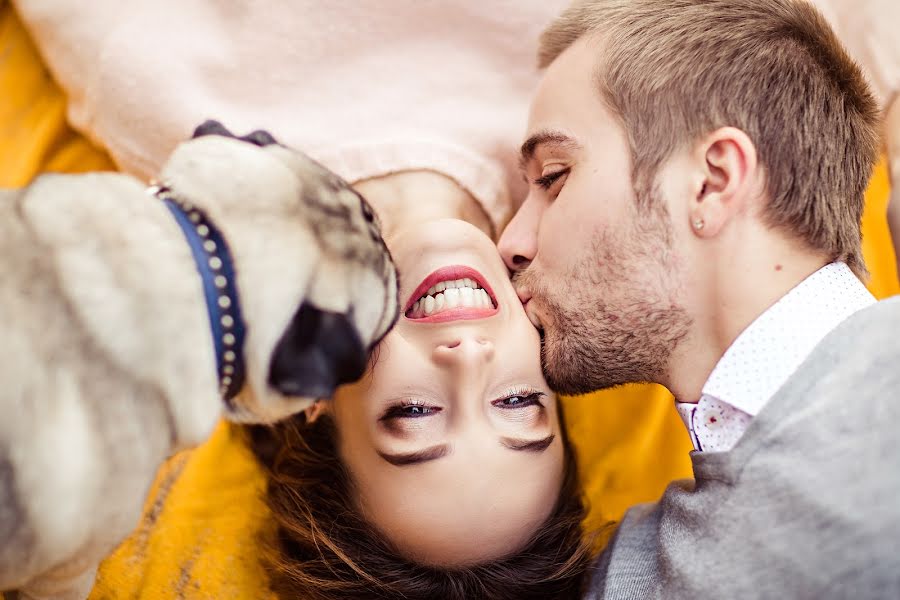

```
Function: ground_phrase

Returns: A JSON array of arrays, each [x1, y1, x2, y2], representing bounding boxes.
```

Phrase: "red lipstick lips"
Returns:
[[404, 265, 499, 323]]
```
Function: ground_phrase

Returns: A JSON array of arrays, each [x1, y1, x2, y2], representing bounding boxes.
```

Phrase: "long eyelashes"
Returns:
[[380, 400, 440, 420], [491, 391, 546, 409], [534, 169, 569, 190], [381, 389, 546, 421]]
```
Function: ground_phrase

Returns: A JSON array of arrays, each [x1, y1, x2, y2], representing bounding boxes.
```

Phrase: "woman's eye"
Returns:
[[382, 403, 440, 420], [492, 392, 546, 409]]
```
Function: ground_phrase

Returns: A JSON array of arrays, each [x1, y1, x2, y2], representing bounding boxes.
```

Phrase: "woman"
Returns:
[[248, 170, 591, 598]]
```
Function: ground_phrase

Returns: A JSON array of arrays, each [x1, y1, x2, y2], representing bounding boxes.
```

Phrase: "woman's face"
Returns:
[[332, 218, 564, 567]]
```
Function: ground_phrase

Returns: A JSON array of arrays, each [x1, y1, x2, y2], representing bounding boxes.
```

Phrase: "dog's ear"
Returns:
[[191, 119, 237, 139], [240, 129, 279, 147], [267, 302, 368, 400], [191, 121, 280, 147]]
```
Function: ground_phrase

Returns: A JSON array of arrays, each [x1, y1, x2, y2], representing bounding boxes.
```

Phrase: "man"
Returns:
[[499, 0, 900, 597]]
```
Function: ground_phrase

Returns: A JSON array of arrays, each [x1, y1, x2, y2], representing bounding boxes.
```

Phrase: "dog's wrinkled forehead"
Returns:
[[191, 120, 388, 266]]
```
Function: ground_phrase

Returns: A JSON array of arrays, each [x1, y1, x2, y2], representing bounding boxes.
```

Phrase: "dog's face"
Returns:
[[158, 121, 399, 423]]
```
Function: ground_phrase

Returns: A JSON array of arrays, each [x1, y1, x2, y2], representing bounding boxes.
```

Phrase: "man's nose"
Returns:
[[498, 196, 541, 272], [432, 337, 495, 369]]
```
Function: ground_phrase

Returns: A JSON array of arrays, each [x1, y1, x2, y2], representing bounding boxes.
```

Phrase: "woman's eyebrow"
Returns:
[[377, 444, 451, 467], [500, 434, 556, 453]]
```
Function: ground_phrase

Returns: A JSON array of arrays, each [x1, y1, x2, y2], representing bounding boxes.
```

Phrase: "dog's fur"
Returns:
[[0, 124, 398, 599]]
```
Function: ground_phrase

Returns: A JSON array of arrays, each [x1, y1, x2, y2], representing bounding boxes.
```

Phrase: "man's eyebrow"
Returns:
[[518, 131, 580, 172], [377, 444, 451, 467], [500, 434, 556, 453]]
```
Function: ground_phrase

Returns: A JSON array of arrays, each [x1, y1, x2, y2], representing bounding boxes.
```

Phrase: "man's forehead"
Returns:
[[521, 37, 613, 168], [534, 35, 601, 101]]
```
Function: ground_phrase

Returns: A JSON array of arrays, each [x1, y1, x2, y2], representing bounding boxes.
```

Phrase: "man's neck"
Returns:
[[666, 242, 829, 403]]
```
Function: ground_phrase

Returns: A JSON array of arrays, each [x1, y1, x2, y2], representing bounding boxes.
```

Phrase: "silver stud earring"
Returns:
[[693, 218, 705, 231]]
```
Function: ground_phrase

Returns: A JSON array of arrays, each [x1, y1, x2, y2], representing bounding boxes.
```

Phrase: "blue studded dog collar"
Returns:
[[149, 183, 247, 402]]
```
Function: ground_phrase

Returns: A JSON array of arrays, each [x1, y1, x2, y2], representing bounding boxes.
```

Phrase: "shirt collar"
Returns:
[[697, 262, 875, 416]]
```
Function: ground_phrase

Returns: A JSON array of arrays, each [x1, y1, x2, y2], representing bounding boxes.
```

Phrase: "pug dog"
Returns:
[[0, 121, 398, 599]]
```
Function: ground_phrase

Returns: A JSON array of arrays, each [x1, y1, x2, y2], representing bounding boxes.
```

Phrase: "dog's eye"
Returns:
[[359, 199, 375, 223]]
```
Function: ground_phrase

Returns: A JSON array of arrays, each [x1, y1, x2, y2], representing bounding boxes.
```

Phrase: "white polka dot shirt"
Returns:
[[676, 262, 876, 453]]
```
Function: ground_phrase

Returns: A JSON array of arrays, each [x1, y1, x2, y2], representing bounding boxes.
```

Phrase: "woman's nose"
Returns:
[[432, 336, 495, 367]]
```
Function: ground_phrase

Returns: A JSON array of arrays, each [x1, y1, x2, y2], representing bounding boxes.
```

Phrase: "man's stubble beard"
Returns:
[[518, 197, 692, 396]]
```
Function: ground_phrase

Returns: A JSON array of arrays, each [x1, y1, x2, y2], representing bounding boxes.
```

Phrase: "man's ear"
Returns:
[[267, 302, 368, 400], [690, 126, 759, 238]]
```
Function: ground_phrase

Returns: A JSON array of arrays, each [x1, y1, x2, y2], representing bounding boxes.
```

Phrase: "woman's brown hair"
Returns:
[[247, 402, 594, 600]]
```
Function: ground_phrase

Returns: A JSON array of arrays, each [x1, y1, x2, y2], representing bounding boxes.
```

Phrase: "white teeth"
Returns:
[[408, 277, 497, 318], [444, 287, 460, 308]]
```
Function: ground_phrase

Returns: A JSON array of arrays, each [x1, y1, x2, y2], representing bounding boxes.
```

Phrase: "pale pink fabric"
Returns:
[[16, 0, 897, 233], [14, 0, 569, 233]]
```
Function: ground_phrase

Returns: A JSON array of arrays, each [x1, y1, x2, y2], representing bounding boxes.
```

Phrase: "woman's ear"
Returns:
[[303, 399, 330, 424], [690, 126, 759, 238]]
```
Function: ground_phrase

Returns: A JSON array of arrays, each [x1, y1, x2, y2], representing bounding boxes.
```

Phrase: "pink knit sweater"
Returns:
[[15, 0, 898, 233], [15, 0, 569, 232]]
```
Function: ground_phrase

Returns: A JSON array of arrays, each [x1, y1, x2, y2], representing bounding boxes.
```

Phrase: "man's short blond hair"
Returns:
[[540, 0, 880, 275]]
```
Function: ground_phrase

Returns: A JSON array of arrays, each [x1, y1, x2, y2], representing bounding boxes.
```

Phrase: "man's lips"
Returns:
[[524, 299, 544, 331], [515, 288, 532, 305], [404, 265, 499, 323], [512, 286, 542, 329]]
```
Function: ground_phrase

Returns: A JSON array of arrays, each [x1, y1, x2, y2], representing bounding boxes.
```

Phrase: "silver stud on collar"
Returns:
[[150, 182, 243, 398]]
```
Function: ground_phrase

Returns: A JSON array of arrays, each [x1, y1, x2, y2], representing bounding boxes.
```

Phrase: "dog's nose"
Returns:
[[267, 303, 367, 400]]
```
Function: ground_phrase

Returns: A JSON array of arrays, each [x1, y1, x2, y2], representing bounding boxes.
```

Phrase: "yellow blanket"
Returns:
[[2, 2, 897, 597]]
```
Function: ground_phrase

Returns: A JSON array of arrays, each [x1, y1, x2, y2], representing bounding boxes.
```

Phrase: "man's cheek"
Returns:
[[537, 211, 572, 270]]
